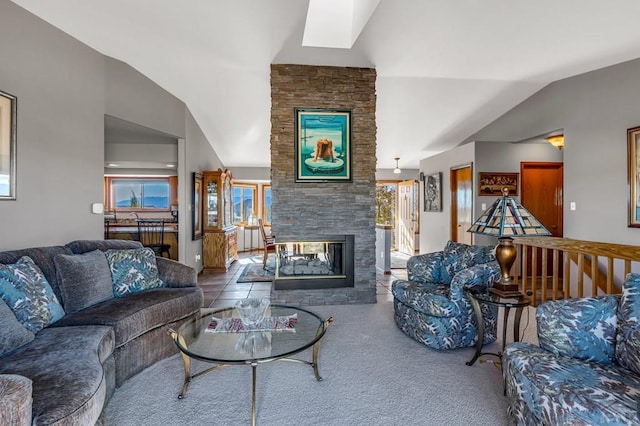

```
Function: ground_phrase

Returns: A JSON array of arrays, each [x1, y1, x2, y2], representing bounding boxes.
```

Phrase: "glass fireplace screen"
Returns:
[[275, 241, 345, 280]]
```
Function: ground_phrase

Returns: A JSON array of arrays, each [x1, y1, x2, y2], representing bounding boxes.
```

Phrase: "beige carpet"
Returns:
[[100, 300, 512, 425]]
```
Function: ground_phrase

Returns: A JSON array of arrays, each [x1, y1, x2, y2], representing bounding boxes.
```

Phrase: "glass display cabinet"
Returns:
[[202, 169, 238, 271]]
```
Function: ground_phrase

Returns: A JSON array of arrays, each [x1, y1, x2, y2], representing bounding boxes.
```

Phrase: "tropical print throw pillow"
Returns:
[[105, 248, 165, 297], [0, 256, 65, 333]]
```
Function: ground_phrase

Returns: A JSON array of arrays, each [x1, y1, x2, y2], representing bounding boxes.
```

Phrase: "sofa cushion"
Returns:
[[66, 239, 142, 255], [0, 245, 72, 302], [0, 298, 34, 357], [503, 342, 640, 425], [54, 250, 114, 313], [105, 248, 164, 297], [537, 296, 618, 365], [0, 256, 65, 333], [439, 241, 494, 284], [0, 374, 33, 426], [51, 287, 202, 348], [391, 280, 459, 317], [0, 325, 114, 426], [616, 273, 640, 375]]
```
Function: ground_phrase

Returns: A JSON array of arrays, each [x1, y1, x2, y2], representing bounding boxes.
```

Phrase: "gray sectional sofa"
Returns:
[[0, 240, 203, 425]]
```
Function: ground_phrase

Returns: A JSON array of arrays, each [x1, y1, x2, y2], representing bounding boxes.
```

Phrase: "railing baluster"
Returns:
[[564, 251, 571, 300], [625, 260, 631, 278], [607, 257, 614, 295], [591, 255, 598, 296], [523, 245, 531, 302], [514, 245, 521, 288], [552, 249, 559, 300], [510, 236, 635, 304], [541, 248, 548, 302], [577, 253, 584, 298]]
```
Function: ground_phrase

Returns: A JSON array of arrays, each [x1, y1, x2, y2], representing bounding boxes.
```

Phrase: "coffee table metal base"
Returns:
[[168, 317, 333, 426]]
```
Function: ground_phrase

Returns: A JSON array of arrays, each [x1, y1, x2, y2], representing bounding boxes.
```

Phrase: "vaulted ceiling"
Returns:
[[12, 0, 640, 169]]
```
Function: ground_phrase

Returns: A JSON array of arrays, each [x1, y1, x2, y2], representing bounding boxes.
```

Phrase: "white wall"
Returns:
[[418, 143, 475, 254], [470, 57, 640, 245], [472, 141, 563, 247], [104, 58, 185, 137], [375, 168, 419, 181], [0, 1, 105, 249], [185, 108, 223, 271], [0, 2, 224, 264]]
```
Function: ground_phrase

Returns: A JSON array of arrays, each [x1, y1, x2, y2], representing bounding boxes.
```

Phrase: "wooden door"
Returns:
[[397, 180, 418, 255], [450, 164, 473, 244], [521, 162, 564, 276]]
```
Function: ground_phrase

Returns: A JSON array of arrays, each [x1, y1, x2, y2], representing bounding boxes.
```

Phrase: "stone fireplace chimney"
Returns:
[[269, 64, 377, 305]]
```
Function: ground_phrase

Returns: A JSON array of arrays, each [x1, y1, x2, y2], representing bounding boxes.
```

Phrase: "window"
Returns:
[[105, 177, 172, 211], [375, 182, 397, 226], [232, 183, 257, 225], [262, 185, 272, 225]]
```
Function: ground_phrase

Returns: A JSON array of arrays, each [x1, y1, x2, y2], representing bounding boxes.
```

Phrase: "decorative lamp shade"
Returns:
[[467, 187, 551, 296], [468, 191, 551, 238]]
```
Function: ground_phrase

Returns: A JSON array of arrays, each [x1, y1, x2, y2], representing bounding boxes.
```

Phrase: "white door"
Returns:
[[397, 180, 418, 255]]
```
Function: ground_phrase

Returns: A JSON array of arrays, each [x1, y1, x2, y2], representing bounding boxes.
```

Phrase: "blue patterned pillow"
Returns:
[[537, 296, 618, 365], [0, 256, 65, 333], [105, 248, 165, 297], [616, 273, 640, 375], [439, 241, 495, 284]]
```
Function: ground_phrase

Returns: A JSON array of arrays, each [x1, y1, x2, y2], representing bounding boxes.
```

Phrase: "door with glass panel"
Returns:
[[398, 180, 419, 255]]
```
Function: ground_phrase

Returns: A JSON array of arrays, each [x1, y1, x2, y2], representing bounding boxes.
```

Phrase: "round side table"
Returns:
[[464, 288, 530, 366]]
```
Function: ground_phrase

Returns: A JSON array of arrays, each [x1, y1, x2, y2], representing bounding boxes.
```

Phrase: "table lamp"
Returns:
[[468, 187, 551, 296]]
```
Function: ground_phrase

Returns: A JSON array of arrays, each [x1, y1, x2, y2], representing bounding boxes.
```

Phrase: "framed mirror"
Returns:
[[0, 90, 16, 200]]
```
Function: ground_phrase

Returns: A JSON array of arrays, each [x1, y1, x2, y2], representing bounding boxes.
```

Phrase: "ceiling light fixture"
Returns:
[[546, 135, 564, 150], [393, 157, 401, 174]]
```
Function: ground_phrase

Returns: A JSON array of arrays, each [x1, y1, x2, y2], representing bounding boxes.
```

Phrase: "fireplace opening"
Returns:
[[273, 235, 354, 290]]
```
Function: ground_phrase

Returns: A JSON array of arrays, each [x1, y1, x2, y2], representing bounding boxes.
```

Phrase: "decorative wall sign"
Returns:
[[478, 172, 519, 196], [0, 90, 17, 200], [425, 172, 442, 212], [294, 108, 351, 182]]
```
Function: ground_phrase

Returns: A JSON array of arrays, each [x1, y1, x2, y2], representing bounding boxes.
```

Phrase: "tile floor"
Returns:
[[198, 251, 408, 308]]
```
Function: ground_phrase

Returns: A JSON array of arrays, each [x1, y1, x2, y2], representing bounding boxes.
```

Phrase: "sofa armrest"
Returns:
[[0, 374, 32, 426], [536, 295, 620, 365], [449, 261, 500, 300], [407, 251, 443, 284], [156, 257, 197, 288]]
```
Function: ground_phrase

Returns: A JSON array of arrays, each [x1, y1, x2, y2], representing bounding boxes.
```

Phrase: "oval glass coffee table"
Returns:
[[169, 304, 333, 426]]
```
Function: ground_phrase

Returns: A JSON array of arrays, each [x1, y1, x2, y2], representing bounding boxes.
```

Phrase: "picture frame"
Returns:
[[0, 90, 17, 200], [192, 172, 203, 240], [478, 172, 519, 196], [628, 126, 640, 227], [424, 172, 442, 212], [294, 108, 352, 182]]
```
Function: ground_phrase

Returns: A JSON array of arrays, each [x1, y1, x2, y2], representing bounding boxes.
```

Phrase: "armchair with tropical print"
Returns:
[[503, 273, 640, 425], [391, 240, 500, 350]]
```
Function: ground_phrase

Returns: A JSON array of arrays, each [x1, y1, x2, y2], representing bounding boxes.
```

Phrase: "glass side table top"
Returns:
[[466, 288, 530, 308], [174, 304, 328, 364]]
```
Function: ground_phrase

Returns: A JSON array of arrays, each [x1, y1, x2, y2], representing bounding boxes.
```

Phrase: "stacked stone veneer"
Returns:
[[270, 64, 377, 305]]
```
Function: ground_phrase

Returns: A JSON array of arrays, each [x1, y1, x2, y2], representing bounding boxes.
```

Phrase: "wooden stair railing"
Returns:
[[511, 237, 640, 306]]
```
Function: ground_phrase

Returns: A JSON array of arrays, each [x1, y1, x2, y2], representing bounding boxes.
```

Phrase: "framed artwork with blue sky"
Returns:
[[295, 108, 351, 182]]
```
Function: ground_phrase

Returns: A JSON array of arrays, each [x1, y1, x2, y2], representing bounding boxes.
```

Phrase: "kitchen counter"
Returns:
[[105, 223, 179, 260]]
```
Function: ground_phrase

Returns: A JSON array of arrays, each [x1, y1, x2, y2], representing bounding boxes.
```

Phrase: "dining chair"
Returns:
[[104, 210, 117, 240], [136, 219, 171, 258], [258, 218, 276, 269]]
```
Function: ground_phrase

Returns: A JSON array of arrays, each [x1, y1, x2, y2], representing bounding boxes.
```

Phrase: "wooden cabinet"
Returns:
[[202, 169, 238, 271]]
